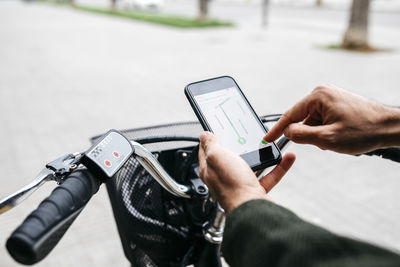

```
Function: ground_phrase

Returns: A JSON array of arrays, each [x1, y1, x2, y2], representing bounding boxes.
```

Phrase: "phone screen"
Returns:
[[194, 86, 269, 155], [186, 76, 281, 170]]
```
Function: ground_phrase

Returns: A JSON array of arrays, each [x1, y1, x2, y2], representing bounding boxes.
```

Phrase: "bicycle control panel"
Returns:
[[82, 129, 133, 179]]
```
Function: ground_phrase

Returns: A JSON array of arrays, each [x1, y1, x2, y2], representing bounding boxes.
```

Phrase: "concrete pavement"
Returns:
[[0, 1, 399, 266]]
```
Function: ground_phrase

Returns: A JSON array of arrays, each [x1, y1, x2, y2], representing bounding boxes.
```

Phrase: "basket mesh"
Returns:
[[121, 121, 202, 152], [93, 118, 277, 266], [96, 122, 203, 267]]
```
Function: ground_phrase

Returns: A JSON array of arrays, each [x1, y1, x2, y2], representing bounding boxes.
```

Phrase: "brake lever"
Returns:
[[131, 141, 192, 198], [0, 153, 82, 215], [0, 168, 54, 214], [0, 129, 146, 214]]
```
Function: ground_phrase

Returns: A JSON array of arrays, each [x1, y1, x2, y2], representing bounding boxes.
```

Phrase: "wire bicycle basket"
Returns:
[[91, 121, 204, 267], [90, 116, 282, 267]]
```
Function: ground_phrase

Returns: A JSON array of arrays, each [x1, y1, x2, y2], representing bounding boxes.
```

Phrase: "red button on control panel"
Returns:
[[113, 152, 120, 158], [104, 160, 112, 167]]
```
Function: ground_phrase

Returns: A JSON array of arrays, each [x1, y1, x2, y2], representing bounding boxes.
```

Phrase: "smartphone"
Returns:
[[185, 76, 281, 171]]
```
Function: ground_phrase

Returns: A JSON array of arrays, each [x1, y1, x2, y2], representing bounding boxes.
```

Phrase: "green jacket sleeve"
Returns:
[[221, 199, 400, 267]]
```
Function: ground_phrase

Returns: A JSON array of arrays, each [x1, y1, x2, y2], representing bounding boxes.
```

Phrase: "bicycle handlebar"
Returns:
[[4, 125, 397, 265], [363, 147, 400, 163], [6, 169, 101, 265]]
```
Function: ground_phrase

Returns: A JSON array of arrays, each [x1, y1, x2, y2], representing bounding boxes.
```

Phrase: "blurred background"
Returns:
[[0, 0, 399, 266]]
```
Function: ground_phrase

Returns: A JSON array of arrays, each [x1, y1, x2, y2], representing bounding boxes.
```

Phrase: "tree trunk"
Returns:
[[342, 0, 371, 49], [315, 0, 322, 6], [198, 0, 208, 21], [262, 0, 270, 27], [111, 0, 117, 10]]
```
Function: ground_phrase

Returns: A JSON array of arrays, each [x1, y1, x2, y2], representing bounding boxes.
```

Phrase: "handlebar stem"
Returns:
[[204, 205, 225, 244]]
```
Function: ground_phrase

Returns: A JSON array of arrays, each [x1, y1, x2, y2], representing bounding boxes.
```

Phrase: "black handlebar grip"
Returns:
[[363, 147, 400, 163], [6, 169, 101, 265]]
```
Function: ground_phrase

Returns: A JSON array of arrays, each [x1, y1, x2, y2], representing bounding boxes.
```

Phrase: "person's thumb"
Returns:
[[199, 131, 220, 154], [283, 123, 326, 145], [259, 152, 296, 193]]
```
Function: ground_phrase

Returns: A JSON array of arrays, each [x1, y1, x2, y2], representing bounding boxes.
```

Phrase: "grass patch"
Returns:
[[323, 44, 394, 53], [41, 1, 233, 28]]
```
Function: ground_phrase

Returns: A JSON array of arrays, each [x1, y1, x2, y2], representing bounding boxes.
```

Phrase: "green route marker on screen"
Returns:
[[217, 98, 247, 145], [238, 137, 246, 144]]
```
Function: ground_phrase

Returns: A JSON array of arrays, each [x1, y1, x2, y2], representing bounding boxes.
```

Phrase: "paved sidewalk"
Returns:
[[0, 1, 399, 266]]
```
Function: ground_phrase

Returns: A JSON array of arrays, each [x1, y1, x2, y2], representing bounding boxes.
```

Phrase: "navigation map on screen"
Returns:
[[194, 87, 269, 155]]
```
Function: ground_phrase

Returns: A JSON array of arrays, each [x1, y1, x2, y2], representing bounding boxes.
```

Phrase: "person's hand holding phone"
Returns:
[[264, 84, 400, 155], [199, 132, 296, 213]]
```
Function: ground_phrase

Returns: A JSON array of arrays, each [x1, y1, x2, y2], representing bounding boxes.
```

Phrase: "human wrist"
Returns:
[[375, 106, 400, 148], [222, 191, 272, 214]]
